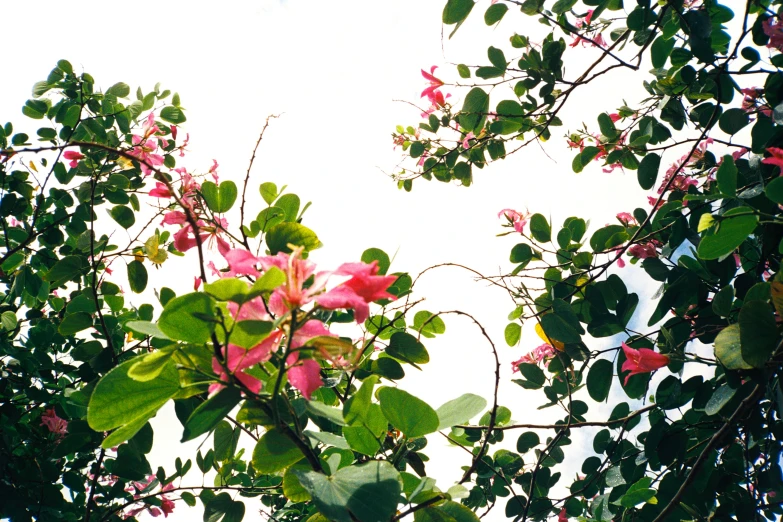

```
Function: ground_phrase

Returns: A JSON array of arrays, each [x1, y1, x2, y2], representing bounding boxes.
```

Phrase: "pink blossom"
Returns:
[[171, 217, 230, 256], [616, 212, 636, 226], [40, 408, 68, 438], [499, 208, 531, 234], [316, 261, 397, 323], [764, 18, 783, 52], [260, 249, 330, 315], [194, 276, 202, 291], [609, 113, 620, 122], [286, 352, 323, 400], [209, 159, 219, 183], [223, 248, 262, 278], [421, 66, 444, 100], [129, 113, 166, 176], [63, 150, 84, 168], [7, 217, 22, 228], [732, 147, 749, 161], [621, 342, 669, 384], [170, 125, 178, 140], [616, 257, 626, 269], [124, 476, 176, 519], [512, 343, 556, 369], [762, 147, 783, 169], [417, 150, 430, 167], [627, 241, 658, 259], [161, 210, 187, 226], [149, 181, 172, 198], [462, 131, 475, 149], [558, 509, 568, 522], [602, 162, 623, 174]]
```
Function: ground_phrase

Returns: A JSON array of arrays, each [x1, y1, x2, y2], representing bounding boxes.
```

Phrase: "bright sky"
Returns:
[[3, 1, 659, 520]]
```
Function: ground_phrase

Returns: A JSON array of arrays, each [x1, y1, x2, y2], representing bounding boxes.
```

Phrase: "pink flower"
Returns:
[[421, 66, 444, 100], [316, 261, 397, 323], [171, 217, 230, 256], [260, 249, 330, 315], [620, 342, 669, 384], [576, 10, 593, 28], [40, 408, 68, 438], [558, 509, 568, 522], [129, 113, 166, 176], [616, 212, 636, 226], [223, 248, 262, 278], [763, 18, 783, 52], [149, 181, 172, 198], [63, 150, 84, 168], [616, 257, 626, 268], [194, 276, 202, 291], [609, 113, 620, 122], [124, 476, 176, 518], [627, 242, 658, 259], [170, 125, 178, 140], [209, 159, 219, 183], [286, 352, 323, 400], [512, 343, 556, 369], [462, 131, 475, 150], [499, 208, 531, 234], [762, 147, 783, 169]]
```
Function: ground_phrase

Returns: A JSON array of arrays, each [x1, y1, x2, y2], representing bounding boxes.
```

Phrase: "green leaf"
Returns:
[[344, 375, 379, 426], [109, 205, 135, 229], [106, 82, 131, 98], [619, 477, 656, 508], [182, 388, 242, 442], [697, 207, 758, 260], [250, 266, 286, 293], [160, 106, 187, 124], [361, 248, 391, 275], [637, 153, 660, 190], [765, 176, 783, 204], [739, 300, 779, 368], [597, 113, 618, 139], [252, 428, 304, 474], [716, 155, 737, 196], [259, 182, 278, 205], [128, 350, 176, 382], [295, 461, 402, 522], [378, 387, 439, 438], [204, 492, 245, 522], [436, 393, 487, 429], [443, 0, 475, 25], [551, 0, 577, 14], [712, 285, 735, 317], [386, 332, 429, 366], [590, 225, 626, 252], [88, 359, 179, 432], [1, 311, 17, 331], [505, 322, 522, 346], [158, 293, 216, 343], [266, 222, 321, 254], [283, 460, 313, 502], [126, 320, 171, 339], [587, 359, 613, 402], [651, 36, 675, 68], [46, 256, 87, 288], [127, 260, 148, 293], [458, 87, 489, 133], [719, 108, 749, 135], [58, 312, 93, 336], [487, 46, 507, 70], [204, 278, 250, 303], [529, 214, 551, 242], [540, 313, 581, 344], [276, 193, 301, 222], [413, 310, 446, 338], [484, 3, 508, 24], [515, 363, 545, 389], [201, 180, 237, 213], [457, 64, 471, 78], [705, 383, 737, 416], [516, 431, 539, 453]]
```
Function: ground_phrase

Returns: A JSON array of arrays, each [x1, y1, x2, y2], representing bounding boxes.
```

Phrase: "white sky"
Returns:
[[2, 1, 666, 520]]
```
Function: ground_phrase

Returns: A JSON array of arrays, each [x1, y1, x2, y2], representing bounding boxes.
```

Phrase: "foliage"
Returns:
[[5, 0, 783, 520]]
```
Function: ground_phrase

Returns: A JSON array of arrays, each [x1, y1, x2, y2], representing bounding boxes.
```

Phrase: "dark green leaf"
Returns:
[[158, 293, 216, 343], [127, 260, 148, 293], [160, 106, 187, 124], [182, 388, 242, 442], [586, 359, 613, 401], [637, 153, 660, 190], [378, 387, 439, 438]]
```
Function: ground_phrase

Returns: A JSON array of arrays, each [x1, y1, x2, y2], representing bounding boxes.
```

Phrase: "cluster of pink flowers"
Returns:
[[512, 343, 556, 370], [627, 240, 659, 260], [209, 247, 397, 400], [420, 66, 451, 117], [124, 476, 176, 518], [570, 10, 607, 48], [657, 138, 712, 196], [63, 150, 85, 168], [763, 17, 783, 53], [40, 408, 68, 438], [156, 164, 230, 267], [741, 87, 772, 118], [499, 208, 531, 233], [129, 113, 167, 176]]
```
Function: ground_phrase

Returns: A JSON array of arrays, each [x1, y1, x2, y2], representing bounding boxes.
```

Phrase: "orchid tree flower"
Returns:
[[620, 342, 669, 384]]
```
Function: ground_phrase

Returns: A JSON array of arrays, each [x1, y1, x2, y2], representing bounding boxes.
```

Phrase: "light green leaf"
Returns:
[[378, 387, 439, 438], [158, 293, 216, 343], [436, 393, 487, 430]]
